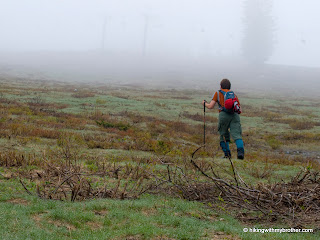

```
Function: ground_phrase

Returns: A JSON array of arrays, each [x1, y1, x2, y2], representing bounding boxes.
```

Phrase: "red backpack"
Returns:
[[216, 90, 241, 114]]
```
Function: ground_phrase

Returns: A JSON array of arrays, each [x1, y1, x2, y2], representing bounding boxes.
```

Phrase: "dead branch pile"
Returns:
[[157, 158, 320, 226], [19, 161, 154, 201]]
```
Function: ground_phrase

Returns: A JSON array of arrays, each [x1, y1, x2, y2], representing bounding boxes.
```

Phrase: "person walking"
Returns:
[[202, 78, 244, 159]]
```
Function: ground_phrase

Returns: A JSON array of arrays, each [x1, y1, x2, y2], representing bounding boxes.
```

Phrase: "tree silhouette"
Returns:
[[242, 0, 275, 65]]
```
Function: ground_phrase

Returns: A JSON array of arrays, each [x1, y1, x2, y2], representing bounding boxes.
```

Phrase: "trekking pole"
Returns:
[[191, 100, 207, 160]]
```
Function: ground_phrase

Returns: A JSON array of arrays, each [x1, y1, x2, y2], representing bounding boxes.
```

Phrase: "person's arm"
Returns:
[[202, 100, 216, 109]]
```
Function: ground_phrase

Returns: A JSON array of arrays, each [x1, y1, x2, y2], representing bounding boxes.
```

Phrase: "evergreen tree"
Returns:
[[242, 0, 275, 64]]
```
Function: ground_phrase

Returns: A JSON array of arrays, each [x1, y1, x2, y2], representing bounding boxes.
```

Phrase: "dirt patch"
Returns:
[[32, 212, 47, 227], [47, 219, 76, 231], [32, 214, 42, 223], [86, 221, 103, 230], [0, 172, 14, 179], [94, 209, 108, 216], [141, 208, 158, 216], [7, 198, 29, 206]]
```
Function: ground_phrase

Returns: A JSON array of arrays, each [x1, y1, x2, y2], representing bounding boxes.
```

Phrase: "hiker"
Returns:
[[202, 78, 244, 159]]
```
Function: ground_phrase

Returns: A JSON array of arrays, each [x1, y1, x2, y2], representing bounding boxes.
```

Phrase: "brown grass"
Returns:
[[71, 92, 95, 98], [7, 198, 30, 206]]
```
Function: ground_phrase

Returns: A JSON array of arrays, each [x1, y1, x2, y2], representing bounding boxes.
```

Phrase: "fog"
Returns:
[[0, 0, 320, 92]]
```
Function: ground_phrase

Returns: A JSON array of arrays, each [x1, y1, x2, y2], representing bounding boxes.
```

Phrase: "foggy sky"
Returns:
[[0, 0, 320, 68]]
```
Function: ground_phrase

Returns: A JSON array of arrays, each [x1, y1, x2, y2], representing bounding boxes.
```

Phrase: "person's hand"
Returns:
[[202, 100, 207, 106]]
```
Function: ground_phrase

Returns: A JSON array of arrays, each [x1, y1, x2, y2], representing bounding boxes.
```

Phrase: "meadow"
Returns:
[[0, 77, 319, 240]]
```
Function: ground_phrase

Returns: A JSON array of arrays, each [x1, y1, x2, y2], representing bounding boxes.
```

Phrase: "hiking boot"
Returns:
[[237, 148, 244, 160], [223, 150, 231, 158]]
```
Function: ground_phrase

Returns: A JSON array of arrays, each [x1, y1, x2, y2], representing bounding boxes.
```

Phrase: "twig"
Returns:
[[19, 179, 33, 195], [227, 156, 239, 187], [51, 173, 82, 196]]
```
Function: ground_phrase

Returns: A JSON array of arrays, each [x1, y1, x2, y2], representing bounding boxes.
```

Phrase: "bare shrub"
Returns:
[[71, 92, 95, 98], [7, 123, 60, 139], [20, 158, 154, 201], [57, 132, 85, 167], [0, 151, 41, 167], [96, 120, 130, 131], [289, 120, 316, 130], [281, 132, 320, 142], [110, 93, 129, 99], [29, 95, 45, 105], [246, 162, 276, 179]]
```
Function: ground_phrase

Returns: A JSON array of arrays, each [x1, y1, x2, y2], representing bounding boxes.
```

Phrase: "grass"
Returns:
[[0, 78, 320, 239], [0, 182, 218, 240], [0, 181, 318, 239]]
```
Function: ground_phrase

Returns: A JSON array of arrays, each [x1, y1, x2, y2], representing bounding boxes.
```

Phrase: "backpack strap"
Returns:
[[217, 90, 225, 110], [219, 90, 226, 96]]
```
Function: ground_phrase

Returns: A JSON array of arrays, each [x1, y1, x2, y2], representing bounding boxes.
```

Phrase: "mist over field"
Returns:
[[1, 0, 320, 94]]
